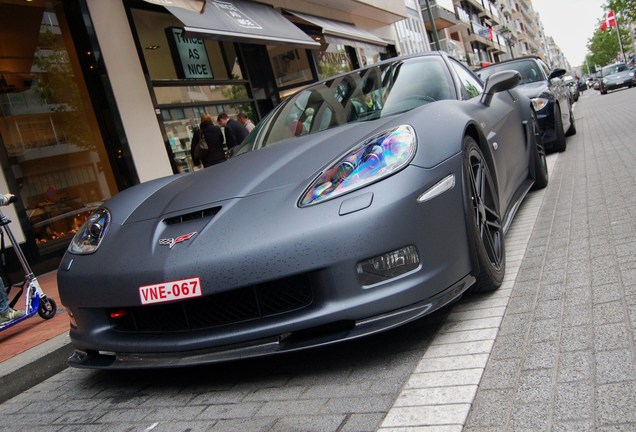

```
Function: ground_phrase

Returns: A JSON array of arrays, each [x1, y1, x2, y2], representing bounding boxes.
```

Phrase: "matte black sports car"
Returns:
[[58, 52, 548, 369], [478, 56, 575, 152]]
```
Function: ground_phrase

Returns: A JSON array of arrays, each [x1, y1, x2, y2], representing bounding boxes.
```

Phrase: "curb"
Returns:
[[0, 333, 72, 404]]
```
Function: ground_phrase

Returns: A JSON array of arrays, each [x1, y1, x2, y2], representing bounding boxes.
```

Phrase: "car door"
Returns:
[[448, 58, 528, 215]]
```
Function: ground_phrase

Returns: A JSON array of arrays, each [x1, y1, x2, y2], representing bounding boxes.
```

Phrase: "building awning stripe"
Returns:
[[156, 0, 320, 49], [287, 11, 387, 50]]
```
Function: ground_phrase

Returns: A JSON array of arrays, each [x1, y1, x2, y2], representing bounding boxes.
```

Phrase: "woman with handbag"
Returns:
[[191, 113, 225, 168]]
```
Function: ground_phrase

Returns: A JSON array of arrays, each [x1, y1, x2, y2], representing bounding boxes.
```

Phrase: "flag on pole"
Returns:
[[141, 0, 206, 14], [601, 10, 616, 31]]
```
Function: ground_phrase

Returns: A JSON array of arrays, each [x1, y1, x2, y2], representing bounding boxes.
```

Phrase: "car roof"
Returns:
[[478, 55, 544, 69]]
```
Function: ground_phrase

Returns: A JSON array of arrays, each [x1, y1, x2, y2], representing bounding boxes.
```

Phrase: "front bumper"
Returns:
[[67, 274, 474, 369], [602, 77, 636, 92], [60, 154, 476, 368]]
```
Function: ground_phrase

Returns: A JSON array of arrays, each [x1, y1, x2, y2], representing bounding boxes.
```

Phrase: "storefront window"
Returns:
[[358, 47, 383, 67], [130, 6, 258, 173], [0, 1, 118, 254], [132, 8, 246, 82], [315, 43, 354, 80], [160, 102, 251, 173], [267, 47, 313, 88]]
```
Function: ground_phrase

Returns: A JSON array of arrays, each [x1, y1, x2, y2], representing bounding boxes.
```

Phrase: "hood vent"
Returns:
[[163, 206, 221, 225]]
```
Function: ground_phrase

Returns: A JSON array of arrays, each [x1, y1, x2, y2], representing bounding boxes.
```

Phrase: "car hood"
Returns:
[[604, 71, 632, 81], [115, 119, 399, 224], [515, 81, 548, 98]]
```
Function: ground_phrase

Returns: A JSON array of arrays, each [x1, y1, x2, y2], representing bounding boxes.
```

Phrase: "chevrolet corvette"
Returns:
[[58, 51, 548, 369]]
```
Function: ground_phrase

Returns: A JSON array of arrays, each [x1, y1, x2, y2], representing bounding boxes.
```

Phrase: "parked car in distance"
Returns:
[[599, 62, 636, 94], [58, 52, 549, 369], [563, 75, 580, 102], [477, 56, 575, 153]]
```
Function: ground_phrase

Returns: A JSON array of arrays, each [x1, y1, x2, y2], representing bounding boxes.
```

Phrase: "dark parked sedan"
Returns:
[[58, 52, 548, 369], [478, 56, 575, 152], [599, 62, 636, 94]]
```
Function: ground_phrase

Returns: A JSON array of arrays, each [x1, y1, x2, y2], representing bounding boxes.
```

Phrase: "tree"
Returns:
[[586, 16, 631, 67], [608, 0, 636, 22]]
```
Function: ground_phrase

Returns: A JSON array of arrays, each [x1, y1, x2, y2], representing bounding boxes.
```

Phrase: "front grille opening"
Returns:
[[163, 206, 221, 225], [108, 273, 314, 332]]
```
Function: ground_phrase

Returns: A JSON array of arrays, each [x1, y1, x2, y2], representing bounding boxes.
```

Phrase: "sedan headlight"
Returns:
[[531, 97, 549, 111], [68, 208, 111, 254], [299, 125, 416, 206], [603, 78, 609, 84]]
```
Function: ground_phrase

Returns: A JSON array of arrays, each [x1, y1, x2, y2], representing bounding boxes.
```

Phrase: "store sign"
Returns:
[[165, 27, 213, 79]]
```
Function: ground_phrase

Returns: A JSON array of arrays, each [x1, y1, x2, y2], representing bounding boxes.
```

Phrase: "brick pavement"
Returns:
[[465, 88, 636, 431]]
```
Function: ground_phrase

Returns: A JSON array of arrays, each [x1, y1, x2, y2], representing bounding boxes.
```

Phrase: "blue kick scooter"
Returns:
[[0, 201, 57, 331]]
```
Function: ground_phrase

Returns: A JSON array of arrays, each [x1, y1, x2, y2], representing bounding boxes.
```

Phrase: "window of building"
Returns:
[[313, 42, 354, 80], [268, 47, 313, 88], [129, 5, 257, 173], [0, 1, 119, 255]]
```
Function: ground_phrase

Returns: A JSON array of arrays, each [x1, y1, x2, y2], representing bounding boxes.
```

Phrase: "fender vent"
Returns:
[[163, 206, 221, 225]]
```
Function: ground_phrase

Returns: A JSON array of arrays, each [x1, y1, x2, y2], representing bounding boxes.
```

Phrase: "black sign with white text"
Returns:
[[165, 27, 213, 79]]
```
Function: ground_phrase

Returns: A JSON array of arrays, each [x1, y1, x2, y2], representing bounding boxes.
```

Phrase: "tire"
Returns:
[[463, 136, 505, 292], [530, 110, 549, 190], [38, 297, 57, 320], [565, 107, 576, 136], [553, 104, 567, 152]]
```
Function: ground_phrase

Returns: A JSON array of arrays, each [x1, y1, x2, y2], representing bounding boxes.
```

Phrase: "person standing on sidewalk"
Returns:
[[0, 193, 24, 324], [217, 112, 248, 150], [237, 112, 255, 133]]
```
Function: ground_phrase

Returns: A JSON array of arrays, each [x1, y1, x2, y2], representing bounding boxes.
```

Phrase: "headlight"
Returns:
[[603, 78, 609, 84], [68, 208, 111, 254], [531, 97, 549, 111], [299, 125, 416, 206]]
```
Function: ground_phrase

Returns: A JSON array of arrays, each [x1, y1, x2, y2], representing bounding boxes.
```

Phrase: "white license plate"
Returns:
[[139, 277, 202, 305]]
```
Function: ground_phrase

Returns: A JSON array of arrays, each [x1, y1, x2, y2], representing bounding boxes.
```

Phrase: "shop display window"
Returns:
[[312, 41, 355, 80], [130, 6, 258, 174], [0, 1, 118, 254], [267, 47, 313, 88], [161, 102, 254, 173]]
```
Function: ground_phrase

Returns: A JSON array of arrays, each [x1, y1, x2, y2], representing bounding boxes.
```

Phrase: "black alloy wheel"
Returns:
[[553, 104, 567, 152], [565, 107, 577, 136], [463, 136, 505, 292]]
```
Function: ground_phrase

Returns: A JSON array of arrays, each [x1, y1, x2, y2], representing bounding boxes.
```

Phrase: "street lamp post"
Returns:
[[499, 26, 516, 59], [423, 0, 441, 51]]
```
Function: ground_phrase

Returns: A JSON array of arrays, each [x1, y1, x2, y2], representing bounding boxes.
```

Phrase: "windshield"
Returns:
[[602, 64, 627, 76], [235, 56, 454, 155], [478, 60, 543, 85]]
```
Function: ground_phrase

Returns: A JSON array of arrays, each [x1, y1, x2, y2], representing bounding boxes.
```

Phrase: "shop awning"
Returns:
[[287, 11, 388, 52], [155, 0, 320, 49]]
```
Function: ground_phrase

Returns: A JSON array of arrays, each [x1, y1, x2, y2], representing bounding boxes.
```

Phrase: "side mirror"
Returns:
[[548, 68, 566, 80], [480, 70, 521, 106]]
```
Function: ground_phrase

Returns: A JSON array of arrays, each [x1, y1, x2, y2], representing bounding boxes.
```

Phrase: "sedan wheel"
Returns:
[[463, 136, 505, 292], [553, 104, 567, 152], [565, 106, 577, 136]]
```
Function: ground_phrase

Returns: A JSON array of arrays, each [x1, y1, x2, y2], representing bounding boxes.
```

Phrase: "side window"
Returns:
[[538, 60, 551, 80], [449, 59, 483, 99]]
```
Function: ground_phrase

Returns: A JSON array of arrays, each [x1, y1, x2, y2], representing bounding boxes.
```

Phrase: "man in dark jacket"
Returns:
[[217, 112, 248, 150]]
